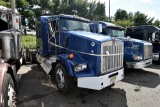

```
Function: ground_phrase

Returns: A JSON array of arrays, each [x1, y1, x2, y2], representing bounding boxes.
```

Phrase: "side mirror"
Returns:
[[152, 32, 156, 41], [98, 24, 102, 33]]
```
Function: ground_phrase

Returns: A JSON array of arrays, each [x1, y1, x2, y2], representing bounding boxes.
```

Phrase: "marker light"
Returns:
[[16, 18, 18, 23], [69, 54, 74, 59]]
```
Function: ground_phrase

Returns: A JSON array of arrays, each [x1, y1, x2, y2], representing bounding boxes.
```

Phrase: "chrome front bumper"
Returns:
[[77, 68, 124, 90], [153, 53, 159, 61], [126, 59, 152, 69]]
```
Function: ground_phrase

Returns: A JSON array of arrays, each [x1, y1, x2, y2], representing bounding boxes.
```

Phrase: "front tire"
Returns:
[[54, 63, 72, 94], [3, 73, 16, 107], [22, 55, 26, 65]]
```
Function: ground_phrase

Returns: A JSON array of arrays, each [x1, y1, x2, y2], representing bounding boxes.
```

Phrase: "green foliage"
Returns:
[[114, 9, 128, 21], [114, 20, 133, 28], [21, 35, 36, 49], [0, 1, 10, 7], [114, 9, 156, 27], [93, 1, 106, 20], [133, 11, 148, 25], [15, 0, 107, 31], [131, 11, 154, 26], [153, 20, 160, 28]]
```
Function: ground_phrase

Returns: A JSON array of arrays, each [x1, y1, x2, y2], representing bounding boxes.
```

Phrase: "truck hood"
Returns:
[[117, 37, 152, 61], [68, 31, 112, 43], [117, 37, 151, 45]]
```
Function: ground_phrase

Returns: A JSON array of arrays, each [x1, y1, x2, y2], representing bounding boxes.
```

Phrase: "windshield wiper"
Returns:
[[73, 28, 86, 31]]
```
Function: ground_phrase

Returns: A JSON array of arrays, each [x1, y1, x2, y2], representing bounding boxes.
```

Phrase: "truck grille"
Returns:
[[101, 41, 123, 74], [144, 45, 152, 59]]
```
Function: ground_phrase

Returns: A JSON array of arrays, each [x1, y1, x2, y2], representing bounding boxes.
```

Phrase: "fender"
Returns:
[[57, 54, 74, 76], [57, 53, 89, 76], [0, 63, 17, 94]]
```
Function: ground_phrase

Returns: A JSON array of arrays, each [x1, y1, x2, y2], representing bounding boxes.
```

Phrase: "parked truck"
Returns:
[[126, 25, 160, 62], [0, 0, 24, 106], [36, 14, 124, 94], [90, 21, 152, 69]]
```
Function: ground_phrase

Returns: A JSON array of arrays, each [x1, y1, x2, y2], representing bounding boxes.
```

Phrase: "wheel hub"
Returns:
[[8, 84, 16, 107], [56, 68, 65, 89]]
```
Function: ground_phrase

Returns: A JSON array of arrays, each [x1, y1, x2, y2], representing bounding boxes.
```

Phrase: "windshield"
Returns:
[[106, 28, 125, 37], [60, 18, 90, 32], [148, 32, 160, 42]]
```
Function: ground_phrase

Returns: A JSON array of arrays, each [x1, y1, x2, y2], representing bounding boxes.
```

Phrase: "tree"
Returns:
[[128, 12, 133, 21], [1, 0, 109, 32], [0, 0, 10, 7], [114, 9, 128, 21], [153, 20, 160, 28], [133, 11, 154, 25], [93, 1, 106, 20], [114, 20, 133, 28]]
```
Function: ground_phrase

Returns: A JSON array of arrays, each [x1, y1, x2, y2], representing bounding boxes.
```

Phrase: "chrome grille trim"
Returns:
[[144, 44, 152, 59], [101, 41, 124, 74]]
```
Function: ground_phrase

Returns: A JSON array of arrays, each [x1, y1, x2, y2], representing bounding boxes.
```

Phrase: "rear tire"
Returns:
[[54, 63, 73, 94], [3, 73, 16, 107]]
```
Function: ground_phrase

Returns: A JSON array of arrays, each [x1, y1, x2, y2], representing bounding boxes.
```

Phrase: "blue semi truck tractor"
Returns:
[[126, 25, 160, 62], [90, 21, 153, 69], [36, 14, 124, 94]]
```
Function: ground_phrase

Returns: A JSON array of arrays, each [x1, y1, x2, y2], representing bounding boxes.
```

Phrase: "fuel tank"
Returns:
[[0, 31, 17, 61]]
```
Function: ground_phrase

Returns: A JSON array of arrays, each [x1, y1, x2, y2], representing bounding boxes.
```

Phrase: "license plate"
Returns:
[[110, 76, 116, 84]]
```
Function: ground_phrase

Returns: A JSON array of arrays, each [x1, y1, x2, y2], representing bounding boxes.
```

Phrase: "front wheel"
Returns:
[[54, 63, 72, 94], [3, 73, 16, 107]]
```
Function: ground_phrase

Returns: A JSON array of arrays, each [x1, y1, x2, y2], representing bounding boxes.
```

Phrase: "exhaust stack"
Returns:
[[11, 0, 16, 13], [11, 0, 20, 59]]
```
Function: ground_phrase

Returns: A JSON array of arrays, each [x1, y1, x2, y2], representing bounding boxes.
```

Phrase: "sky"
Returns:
[[89, 0, 160, 20]]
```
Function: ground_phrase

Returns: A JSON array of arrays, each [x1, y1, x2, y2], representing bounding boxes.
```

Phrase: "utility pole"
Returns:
[[109, 0, 111, 22]]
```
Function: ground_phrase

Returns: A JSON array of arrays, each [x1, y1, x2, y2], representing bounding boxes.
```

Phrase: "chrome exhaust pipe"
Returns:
[[11, 0, 20, 59], [11, 0, 16, 13]]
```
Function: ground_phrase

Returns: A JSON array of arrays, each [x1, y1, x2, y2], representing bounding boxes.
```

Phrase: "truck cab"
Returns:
[[0, 3, 24, 107], [126, 25, 160, 62], [90, 21, 152, 69], [36, 14, 124, 94]]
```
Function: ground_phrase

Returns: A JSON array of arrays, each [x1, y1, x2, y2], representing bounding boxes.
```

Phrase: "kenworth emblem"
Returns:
[[106, 51, 109, 55]]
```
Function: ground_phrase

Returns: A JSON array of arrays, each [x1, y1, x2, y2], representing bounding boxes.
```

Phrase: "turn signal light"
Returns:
[[69, 54, 74, 59], [16, 19, 18, 23]]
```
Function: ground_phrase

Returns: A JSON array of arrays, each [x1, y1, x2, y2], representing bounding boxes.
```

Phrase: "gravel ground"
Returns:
[[16, 62, 160, 107]]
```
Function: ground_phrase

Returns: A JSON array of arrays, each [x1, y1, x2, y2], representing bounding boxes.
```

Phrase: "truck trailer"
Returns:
[[36, 14, 124, 94], [90, 21, 152, 69]]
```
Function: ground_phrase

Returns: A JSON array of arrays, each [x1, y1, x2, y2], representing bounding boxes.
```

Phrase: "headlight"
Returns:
[[133, 56, 143, 60], [74, 63, 87, 72]]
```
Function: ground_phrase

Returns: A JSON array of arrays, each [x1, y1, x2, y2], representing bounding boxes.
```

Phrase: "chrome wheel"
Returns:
[[8, 83, 16, 107], [56, 68, 65, 89], [54, 63, 73, 94]]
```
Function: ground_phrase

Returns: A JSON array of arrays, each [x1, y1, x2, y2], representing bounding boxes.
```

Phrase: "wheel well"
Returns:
[[7, 67, 16, 83], [50, 59, 71, 78], [49, 60, 61, 76]]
